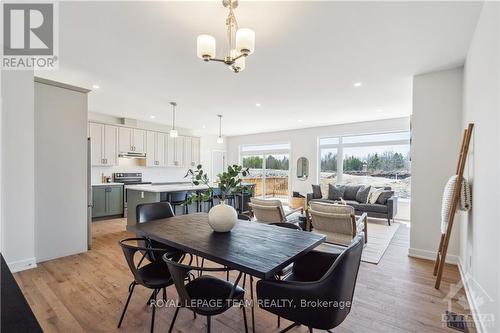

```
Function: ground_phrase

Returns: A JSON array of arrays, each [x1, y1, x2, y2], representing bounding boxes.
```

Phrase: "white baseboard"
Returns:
[[407, 247, 459, 265], [457, 261, 485, 333], [7, 257, 37, 272]]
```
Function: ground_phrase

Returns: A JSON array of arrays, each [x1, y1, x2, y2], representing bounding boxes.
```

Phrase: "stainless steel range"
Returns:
[[113, 173, 152, 217]]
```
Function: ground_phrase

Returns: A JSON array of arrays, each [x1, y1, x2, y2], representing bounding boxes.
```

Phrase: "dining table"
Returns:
[[128, 212, 326, 332]]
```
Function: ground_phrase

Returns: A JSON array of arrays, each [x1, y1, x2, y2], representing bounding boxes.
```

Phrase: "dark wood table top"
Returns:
[[128, 213, 325, 279]]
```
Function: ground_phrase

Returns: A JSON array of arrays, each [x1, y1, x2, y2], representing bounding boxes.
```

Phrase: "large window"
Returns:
[[241, 144, 290, 201], [319, 132, 411, 199]]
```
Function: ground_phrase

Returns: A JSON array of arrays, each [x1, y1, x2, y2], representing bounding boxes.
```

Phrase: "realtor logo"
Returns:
[[4, 3, 53, 55], [2, 2, 58, 69]]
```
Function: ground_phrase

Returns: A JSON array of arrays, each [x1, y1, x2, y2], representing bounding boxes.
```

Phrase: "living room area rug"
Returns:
[[361, 219, 401, 264]]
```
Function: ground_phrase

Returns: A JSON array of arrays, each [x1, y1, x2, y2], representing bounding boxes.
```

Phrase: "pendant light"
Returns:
[[217, 114, 224, 144], [169, 102, 178, 138]]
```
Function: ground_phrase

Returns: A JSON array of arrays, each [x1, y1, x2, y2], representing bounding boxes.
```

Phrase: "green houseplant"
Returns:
[[185, 164, 249, 232]]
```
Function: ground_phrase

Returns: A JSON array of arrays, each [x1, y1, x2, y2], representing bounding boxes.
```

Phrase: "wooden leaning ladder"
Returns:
[[433, 123, 474, 289]]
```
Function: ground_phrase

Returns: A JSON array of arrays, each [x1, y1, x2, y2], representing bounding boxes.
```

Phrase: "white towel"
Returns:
[[441, 175, 472, 233]]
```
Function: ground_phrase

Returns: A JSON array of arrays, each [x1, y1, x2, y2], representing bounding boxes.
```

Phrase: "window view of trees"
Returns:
[[320, 151, 337, 172], [242, 154, 289, 200], [321, 151, 410, 173], [319, 134, 411, 199], [243, 155, 289, 170], [266, 155, 289, 170], [242, 156, 263, 169]]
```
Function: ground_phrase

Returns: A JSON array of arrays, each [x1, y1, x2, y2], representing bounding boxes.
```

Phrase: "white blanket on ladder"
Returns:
[[441, 175, 472, 233]]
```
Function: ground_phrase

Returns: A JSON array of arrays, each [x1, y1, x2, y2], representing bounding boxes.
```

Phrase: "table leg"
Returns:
[[250, 275, 255, 333]]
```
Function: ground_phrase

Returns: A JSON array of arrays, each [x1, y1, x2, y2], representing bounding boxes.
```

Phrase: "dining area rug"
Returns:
[[361, 219, 401, 264]]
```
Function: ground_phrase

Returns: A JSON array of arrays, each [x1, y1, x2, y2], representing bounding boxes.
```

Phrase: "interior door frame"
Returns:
[[211, 149, 227, 182]]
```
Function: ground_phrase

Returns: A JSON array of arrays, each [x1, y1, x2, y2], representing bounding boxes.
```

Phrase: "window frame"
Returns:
[[318, 130, 411, 186]]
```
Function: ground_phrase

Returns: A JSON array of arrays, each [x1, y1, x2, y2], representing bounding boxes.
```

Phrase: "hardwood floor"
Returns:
[[15, 218, 474, 333]]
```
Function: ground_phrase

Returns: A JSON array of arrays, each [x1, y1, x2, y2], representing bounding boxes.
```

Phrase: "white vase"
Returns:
[[208, 202, 237, 232]]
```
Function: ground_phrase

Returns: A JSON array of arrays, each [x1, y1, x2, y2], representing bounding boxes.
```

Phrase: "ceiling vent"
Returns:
[[119, 118, 138, 127]]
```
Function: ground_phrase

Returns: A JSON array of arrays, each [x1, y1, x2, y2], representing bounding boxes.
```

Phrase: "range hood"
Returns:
[[118, 151, 146, 159]]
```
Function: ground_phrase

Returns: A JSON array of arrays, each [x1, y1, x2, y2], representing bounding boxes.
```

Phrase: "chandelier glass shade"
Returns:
[[197, 0, 255, 73]]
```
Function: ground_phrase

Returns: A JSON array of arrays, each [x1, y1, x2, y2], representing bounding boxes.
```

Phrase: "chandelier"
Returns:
[[196, 0, 255, 73]]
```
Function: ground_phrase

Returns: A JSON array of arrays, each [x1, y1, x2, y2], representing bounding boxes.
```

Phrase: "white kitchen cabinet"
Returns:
[[192, 137, 200, 167], [166, 135, 175, 167], [157, 132, 166, 167], [174, 136, 184, 167], [89, 121, 200, 169], [89, 123, 117, 166], [118, 127, 132, 152], [89, 123, 104, 166], [133, 129, 146, 152], [103, 125, 118, 165], [146, 130, 155, 166], [118, 127, 145, 152], [183, 136, 192, 168], [146, 131, 166, 167]]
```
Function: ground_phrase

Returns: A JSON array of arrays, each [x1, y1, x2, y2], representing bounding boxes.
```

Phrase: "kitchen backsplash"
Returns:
[[91, 158, 190, 184]]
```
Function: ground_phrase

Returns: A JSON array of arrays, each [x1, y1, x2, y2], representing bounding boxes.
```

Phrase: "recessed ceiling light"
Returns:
[[255, 103, 261, 107], [376, 109, 383, 112], [298, 119, 303, 122], [202, 124, 206, 129], [149, 115, 156, 119], [353, 82, 362, 87], [92, 84, 100, 89]]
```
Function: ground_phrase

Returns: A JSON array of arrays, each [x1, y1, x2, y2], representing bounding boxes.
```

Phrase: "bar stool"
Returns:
[[169, 191, 189, 215]]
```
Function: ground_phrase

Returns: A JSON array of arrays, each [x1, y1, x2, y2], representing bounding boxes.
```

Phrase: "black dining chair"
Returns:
[[238, 213, 252, 221], [136, 202, 184, 263], [163, 254, 248, 333], [256, 235, 364, 333], [169, 191, 189, 215], [117, 238, 181, 333], [196, 190, 212, 213]]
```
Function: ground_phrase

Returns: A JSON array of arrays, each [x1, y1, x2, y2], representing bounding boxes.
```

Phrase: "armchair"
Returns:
[[249, 198, 303, 224], [256, 235, 364, 332], [308, 202, 367, 246]]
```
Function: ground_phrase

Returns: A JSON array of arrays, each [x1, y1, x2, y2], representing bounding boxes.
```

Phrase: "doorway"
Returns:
[[211, 150, 227, 181], [241, 152, 290, 202]]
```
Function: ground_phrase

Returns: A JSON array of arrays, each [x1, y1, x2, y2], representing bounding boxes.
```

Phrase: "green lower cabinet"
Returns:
[[92, 187, 108, 218], [92, 185, 124, 218]]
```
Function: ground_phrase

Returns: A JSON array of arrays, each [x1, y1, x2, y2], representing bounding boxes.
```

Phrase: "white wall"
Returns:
[[460, 2, 500, 332], [89, 112, 226, 183], [226, 117, 410, 195], [409, 67, 463, 263], [35, 80, 89, 262], [1, 70, 37, 272]]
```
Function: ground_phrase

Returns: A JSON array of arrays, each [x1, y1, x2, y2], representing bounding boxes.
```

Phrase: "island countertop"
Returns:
[[125, 183, 211, 193]]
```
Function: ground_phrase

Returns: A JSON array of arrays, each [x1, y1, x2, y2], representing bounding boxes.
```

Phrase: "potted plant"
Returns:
[[185, 164, 250, 232]]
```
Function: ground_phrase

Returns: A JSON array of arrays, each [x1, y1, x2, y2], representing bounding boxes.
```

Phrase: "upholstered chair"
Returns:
[[248, 198, 303, 224], [308, 201, 367, 246]]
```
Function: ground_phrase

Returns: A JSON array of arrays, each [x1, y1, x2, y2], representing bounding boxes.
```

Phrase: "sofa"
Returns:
[[307, 184, 398, 225]]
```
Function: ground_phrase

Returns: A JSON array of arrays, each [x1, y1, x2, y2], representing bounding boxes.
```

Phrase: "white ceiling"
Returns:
[[38, 1, 483, 136]]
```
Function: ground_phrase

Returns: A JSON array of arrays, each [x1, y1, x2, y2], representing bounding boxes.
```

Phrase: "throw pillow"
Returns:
[[312, 185, 323, 199], [376, 190, 394, 205], [343, 185, 362, 200], [355, 185, 372, 203], [328, 184, 345, 200], [369, 188, 385, 204]]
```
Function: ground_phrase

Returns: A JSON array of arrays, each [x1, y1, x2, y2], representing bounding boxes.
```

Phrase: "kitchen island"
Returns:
[[125, 183, 211, 228]]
